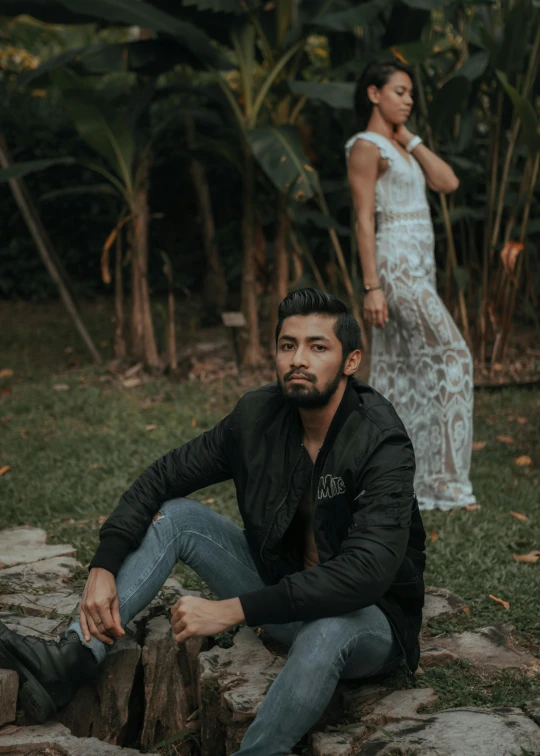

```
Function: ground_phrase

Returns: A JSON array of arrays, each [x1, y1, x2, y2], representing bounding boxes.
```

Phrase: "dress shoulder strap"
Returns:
[[344, 131, 394, 164]]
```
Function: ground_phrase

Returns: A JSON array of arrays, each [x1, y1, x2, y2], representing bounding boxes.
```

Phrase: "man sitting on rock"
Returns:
[[0, 288, 426, 756]]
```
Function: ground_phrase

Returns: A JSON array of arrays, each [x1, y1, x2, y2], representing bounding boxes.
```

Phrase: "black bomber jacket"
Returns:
[[90, 378, 426, 672]]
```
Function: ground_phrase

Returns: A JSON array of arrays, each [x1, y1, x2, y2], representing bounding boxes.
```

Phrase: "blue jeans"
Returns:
[[69, 498, 403, 755]]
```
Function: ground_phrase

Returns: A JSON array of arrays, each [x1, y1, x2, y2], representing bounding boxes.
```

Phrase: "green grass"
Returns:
[[1, 300, 539, 711]]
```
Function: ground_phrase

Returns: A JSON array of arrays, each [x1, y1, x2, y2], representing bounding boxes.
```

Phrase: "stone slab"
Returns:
[[199, 627, 286, 756], [0, 721, 158, 754], [420, 648, 459, 668], [362, 688, 439, 725], [0, 591, 79, 617], [0, 670, 17, 728], [0, 612, 65, 638], [433, 624, 537, 670], [356, 706, 540, 755], [0, 557, 80, 588], [0, 528, 75, 569], [423, 586, 467, 622], [524, 698, 540, 725]]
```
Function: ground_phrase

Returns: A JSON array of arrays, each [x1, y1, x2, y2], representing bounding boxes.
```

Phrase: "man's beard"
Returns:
[[277, 362, 345, 409]]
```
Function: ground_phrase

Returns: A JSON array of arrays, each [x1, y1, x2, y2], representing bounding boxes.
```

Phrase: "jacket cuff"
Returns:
[[239, 580, 297, 626], [88, 535, 133, 576]]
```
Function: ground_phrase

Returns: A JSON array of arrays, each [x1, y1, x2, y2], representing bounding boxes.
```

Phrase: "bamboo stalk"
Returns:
[[498, 151, 540, 361], [315, 183, 368, 351], [114, 230, 126, 361], [0, 133, 101, 364]]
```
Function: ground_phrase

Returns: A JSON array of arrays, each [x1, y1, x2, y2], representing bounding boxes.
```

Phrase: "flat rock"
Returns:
[[0, 612, 65, 638], [420, 648, 459, 668], [0, 557, 80, 588], [356, 706, 540, 755], [198, 627, 285, 756], [362, 688, 439, 725], [524, 699, 540, 725], [0, 670, 17, 727], [0, 590, 79, 617], [311, 730, 363, 756], [423, 586, 467, 622], [433, 624, 538, 670], [0, 528, 75, 569], [0, 721, 158, 754]]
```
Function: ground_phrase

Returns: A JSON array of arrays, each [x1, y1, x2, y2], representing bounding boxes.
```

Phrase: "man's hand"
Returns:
[[171, 596, 245, 644], [80, 567, 125, 645]]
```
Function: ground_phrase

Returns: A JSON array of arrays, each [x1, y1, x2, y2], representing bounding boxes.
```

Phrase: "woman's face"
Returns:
[[368, 71, 414, 126]]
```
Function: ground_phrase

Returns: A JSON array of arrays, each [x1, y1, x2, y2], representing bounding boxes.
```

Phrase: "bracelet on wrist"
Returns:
[[363, 284, 381, 294], [406, 135, 423, 154]]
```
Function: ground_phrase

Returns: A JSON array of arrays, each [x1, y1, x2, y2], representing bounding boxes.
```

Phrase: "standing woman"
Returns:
[[346, 60, 476, 511]]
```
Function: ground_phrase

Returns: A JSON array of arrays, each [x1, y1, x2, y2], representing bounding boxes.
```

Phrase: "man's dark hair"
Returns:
[[275, 288, 361, 356]]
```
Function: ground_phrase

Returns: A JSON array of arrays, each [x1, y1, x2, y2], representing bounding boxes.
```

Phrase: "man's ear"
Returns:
[[344, 349, 362, 375]]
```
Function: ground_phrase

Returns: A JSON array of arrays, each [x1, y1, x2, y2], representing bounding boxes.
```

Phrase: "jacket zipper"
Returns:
[[260, 445, 305, 566]]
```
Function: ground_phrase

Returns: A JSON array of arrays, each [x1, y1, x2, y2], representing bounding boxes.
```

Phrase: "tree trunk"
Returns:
[[241, 149, 264, 368], [130, 156, 160, 370], [269, 195, 290, 344], [186, 119, 228, 312], [0, 132, 101, 364], [114, 231, 126, 362]]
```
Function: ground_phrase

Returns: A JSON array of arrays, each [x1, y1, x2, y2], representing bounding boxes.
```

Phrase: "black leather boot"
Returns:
[[0, 620, 98, 722]]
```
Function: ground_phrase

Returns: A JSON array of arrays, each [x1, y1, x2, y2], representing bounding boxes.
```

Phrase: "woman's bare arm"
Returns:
[[347, 140, 389, 328], [396, 126, 459, 194]]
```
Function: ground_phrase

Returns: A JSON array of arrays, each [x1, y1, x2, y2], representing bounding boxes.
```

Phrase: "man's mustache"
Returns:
[[284, 369, 317, 384]]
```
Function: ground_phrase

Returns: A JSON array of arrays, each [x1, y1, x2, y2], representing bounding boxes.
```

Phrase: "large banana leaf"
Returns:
[[247, 126, 318, 201], [20, 39, 209, 86], [0, 0, 96, 23], [0, 157, 76, 182], [387, 37, 453, 65], [51, 70, 135, 190], [400, 0, 446, 8], [58, 0, 230, 69], [291, 205, 351, 236], [455, 51, 490, 82], [312, 0, 392, 33], [182, 0, 249, 11], [496, 71, 540, 153], [288, 81, 354, 110]]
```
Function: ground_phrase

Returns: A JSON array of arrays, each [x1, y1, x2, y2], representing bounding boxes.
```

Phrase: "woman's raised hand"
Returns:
[[364, 289, 389, 328]]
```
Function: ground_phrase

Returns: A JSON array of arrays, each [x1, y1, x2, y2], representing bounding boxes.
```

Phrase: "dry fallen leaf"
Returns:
[[465, 503, 482, 512], [1, 387, 11, 396], [489, 594, 510, 610], [515, 456, 532, 467], [145, 424, 158, 432], [0, 369, 13, 378], [497, 435, 515, 444], [500, 241, 524, 279], [202, 497, 215, 505], [517, 417, 528, 425], [472, 441, 487, 451], [510, 511, 529, 522], [191, 417, 197, 428], [122, 378, 142, 389], [513, 553, 539, 564], [53, 384, 70, 391], [462, 606, 471, 617], [430, 530, 438, 543], [0, 465, 10, 476]]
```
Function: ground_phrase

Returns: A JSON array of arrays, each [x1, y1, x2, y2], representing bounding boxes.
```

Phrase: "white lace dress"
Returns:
[[345, 131, 476, 511]]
